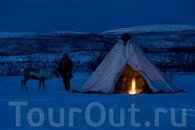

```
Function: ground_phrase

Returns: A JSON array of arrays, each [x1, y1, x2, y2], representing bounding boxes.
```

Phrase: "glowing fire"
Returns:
[[129, 78, 136, 95]]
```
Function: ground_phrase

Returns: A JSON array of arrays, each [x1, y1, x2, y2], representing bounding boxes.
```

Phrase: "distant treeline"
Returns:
[[0, 48, 194, 76]]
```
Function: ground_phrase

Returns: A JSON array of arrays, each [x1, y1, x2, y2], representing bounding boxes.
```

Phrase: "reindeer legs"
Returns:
[[21, 78, 29, 91], [39, 78, 46, 91], [39, 80, 42, 91], [42, 80, 46, 91]]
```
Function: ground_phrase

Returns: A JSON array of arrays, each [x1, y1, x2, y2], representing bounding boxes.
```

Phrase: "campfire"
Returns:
[[128, 78, 137, 95]]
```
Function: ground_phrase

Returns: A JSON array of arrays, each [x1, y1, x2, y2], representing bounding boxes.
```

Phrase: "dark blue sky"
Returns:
[[0, 0, 195, 33]]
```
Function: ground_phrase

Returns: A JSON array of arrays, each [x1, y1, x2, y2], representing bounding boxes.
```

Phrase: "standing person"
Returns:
[[59, 53, 73, 91]]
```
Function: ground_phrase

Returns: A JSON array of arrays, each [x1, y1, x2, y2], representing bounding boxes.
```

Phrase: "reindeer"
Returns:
[[21, 68, 60, 91]]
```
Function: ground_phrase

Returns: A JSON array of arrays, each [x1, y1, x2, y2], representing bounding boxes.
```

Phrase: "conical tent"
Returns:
[[80, 35, 178, 94]]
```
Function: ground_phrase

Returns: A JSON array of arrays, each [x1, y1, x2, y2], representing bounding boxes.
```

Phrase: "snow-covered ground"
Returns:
[[0, 73, 195, 130], [101, 24, 195, 34]]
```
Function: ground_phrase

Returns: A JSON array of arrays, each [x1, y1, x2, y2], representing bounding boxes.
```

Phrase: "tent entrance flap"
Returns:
[[114, 64, 149, 94]]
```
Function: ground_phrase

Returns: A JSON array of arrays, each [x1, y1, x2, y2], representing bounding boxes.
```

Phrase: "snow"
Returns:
[[50, 31, 91, 35], [0, 32, 36, 38], [101, 24, 195, 34], [0, 73, 195, 129], [0, 31, 90, 38], [0, 24, 194, 129], [1, 24, 195, 38]]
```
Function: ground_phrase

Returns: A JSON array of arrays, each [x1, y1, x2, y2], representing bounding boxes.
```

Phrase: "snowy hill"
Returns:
[[102, 24, 195, 34], [102, 24, 195, 48], [0, 25, 195, 76]]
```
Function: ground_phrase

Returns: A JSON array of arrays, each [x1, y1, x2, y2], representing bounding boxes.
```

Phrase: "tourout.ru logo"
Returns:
[[9, 101, 186, 128]]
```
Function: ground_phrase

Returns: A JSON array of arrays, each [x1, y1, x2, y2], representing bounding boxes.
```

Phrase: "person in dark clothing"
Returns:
[[59, 53, 73, 91], [114, 74, 129, 93]]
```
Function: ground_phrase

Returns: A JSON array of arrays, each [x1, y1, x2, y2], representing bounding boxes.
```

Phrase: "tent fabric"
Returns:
[[80, 39, 178, 93]]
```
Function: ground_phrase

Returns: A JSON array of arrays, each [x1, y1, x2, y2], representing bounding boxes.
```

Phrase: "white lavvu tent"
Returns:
[[80, 34, 179, 94]]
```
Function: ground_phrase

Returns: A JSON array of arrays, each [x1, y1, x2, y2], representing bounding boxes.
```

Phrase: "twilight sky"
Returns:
[[0, 0, 195, 33]]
